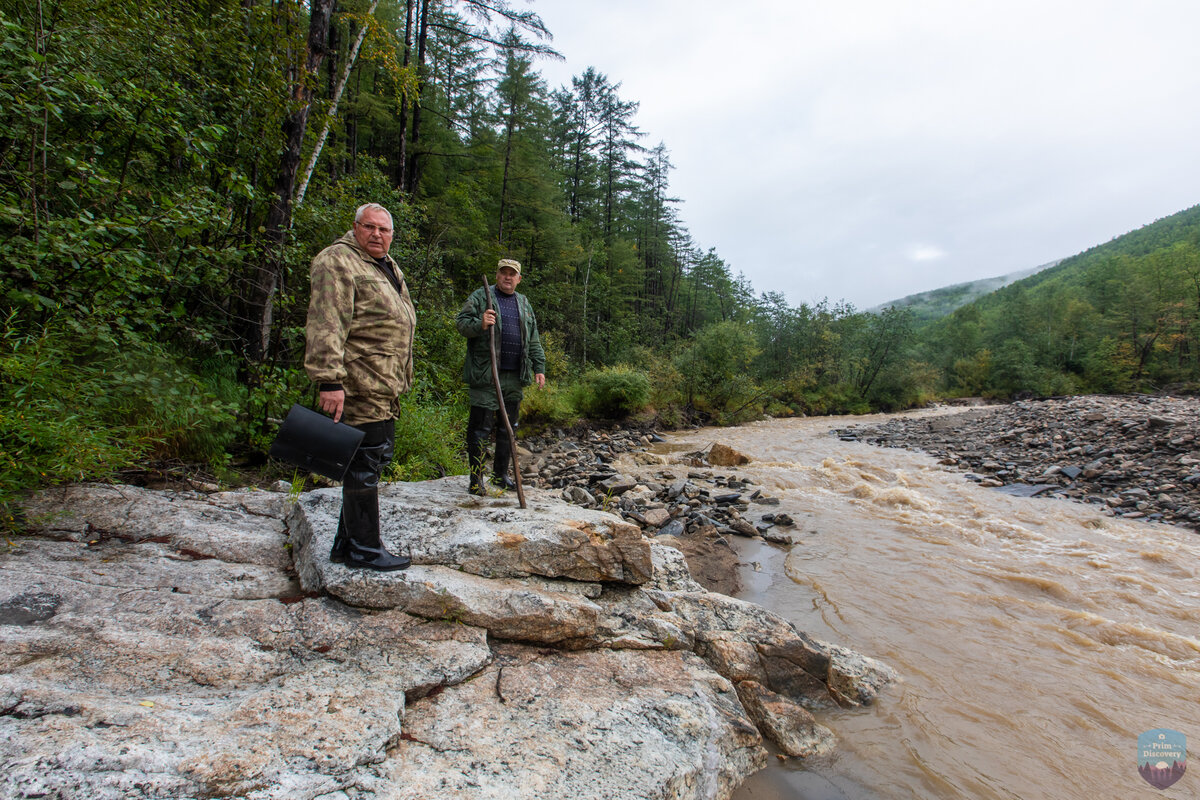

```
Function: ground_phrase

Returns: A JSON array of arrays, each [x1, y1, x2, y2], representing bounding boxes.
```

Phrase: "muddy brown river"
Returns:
[[654, 411, 1200, 799]]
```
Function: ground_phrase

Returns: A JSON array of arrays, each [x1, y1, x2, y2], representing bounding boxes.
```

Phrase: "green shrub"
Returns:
[[574, 366, 651, 419], [674, 321, 761, 416], [0, 314, 237, 530], [624, 345, 684, 414], [385, 390, 468, 481], [520, 382, 578, 428]]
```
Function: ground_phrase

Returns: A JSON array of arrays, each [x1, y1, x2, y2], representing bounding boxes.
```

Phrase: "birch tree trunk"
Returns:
[[294, 0, 379, 207], [246, 0, 335, 363]]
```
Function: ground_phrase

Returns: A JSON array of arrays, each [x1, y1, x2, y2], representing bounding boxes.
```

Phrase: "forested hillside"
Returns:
[[915, 205, 1200, 398], [1, 0, 1197, 527]]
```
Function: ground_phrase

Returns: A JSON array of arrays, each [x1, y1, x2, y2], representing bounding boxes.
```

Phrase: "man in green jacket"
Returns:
[[305, 203, 416, 570], [455, 258, 546, 495]]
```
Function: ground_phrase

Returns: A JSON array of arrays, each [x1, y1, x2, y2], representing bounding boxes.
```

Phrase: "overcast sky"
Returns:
[[526, 0, 1200, 310]]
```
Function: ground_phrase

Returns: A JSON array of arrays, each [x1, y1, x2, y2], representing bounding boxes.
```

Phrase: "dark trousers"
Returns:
[[466, 400, 520, 486]]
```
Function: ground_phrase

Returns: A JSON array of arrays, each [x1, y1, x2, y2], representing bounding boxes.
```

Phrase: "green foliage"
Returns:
[[0, 314, 237, 529], [385, 391, 468, 482], [675, 321, 761, 419], [574, 366, 651, 419], [520, 382, 578, 428], [916, 205, 1200, 398], [622, 345, 685, 413]]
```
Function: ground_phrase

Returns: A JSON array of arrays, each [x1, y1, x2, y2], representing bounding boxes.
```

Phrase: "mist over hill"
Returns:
[[868, 261, 1061, 322], [911, 202, 1200, 398]]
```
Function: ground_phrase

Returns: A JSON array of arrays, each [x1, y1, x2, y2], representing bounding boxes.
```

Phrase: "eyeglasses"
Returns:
[[355, 221, 393, 236]]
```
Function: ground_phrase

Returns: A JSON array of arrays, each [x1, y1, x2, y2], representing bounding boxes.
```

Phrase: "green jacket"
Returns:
[[304, 231, 417, 425], [455, 285, 546, 391]]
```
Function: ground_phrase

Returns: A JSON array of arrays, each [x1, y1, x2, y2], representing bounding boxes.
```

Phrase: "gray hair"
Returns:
[[354, 203, 393, 228]]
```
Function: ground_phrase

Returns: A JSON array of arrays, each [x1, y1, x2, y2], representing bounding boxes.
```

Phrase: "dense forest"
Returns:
[[1, 0, 1198, 527]]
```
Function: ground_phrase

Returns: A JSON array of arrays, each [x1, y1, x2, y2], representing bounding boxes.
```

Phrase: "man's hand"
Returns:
[[534, 373, 546, 389], [481, 309, 497, 330], [319, 389, 345, 423]]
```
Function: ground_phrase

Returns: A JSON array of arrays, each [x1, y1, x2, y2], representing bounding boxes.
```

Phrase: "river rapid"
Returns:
[[654, 410, 1200, 800]]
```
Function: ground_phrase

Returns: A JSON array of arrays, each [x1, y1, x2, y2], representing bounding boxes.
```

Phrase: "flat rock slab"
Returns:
[[5, 482, 898, 799], [0, 515, 492, 800], [383, 644, 767, 800], [309, 562, 608, 644], [22, 483, 291, 569], [290, 477, 653, 587]]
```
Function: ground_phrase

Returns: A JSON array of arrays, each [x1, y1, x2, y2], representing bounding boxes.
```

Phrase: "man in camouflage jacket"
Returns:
[[305, 203, 416, 570]]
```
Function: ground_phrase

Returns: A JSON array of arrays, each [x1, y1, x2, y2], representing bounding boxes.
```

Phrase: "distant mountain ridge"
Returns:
[[868, 261, 1061, 321]]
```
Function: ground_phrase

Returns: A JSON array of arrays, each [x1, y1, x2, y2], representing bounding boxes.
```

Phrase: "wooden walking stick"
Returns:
[[482, 276, 526, 508]]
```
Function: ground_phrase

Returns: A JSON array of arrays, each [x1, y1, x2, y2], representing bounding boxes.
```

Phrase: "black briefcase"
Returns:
[[269, 404, 364, 481]]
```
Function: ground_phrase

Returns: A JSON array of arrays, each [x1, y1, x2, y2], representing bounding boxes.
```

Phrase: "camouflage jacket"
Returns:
[[304, 231, 417, 425]]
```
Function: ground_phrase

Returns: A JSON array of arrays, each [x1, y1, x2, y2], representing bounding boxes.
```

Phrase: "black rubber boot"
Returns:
[[342, 485, 410, 571], [490, 398, 520, 490], [466, 406, 493, 496], [337, 422, 409, 571], [330, 514, 349, 563], [491, 434, 516, 490]]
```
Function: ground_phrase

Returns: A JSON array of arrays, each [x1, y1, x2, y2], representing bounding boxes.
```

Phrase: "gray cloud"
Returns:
[[533, 0, 1200, 308]]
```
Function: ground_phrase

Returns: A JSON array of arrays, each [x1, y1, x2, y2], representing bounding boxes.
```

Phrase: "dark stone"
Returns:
[[991, 483, 1055, 497], [657, 519, 685, 538], [0, 591, 62, 626]]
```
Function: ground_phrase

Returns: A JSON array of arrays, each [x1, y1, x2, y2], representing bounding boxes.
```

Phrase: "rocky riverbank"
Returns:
[[513, 427, 802, 597], [832, 395, 1200, 532], [2, 468, 895, 799]]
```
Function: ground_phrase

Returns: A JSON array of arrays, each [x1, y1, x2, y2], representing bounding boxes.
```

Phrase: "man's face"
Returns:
[[353, 208, 393, 259], [495, 266, 521, 294]]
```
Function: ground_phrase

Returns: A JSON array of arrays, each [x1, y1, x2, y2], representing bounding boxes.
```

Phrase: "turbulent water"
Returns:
[[655, 411, 1200, 800]]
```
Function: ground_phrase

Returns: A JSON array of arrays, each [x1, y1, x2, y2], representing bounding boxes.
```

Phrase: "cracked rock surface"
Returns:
[[3, 478, 896, 799]]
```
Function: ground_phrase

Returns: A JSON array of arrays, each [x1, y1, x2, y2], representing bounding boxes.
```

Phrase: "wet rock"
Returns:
[[658, 519, 686, 538], [9, 482, 902, 800], [563, 485, 597, 506], [708, 443, 751, 467], [727, 519, 759, 538], [0, 523, 489, 799], [761, 530, 795, 546], [735, 680, 835, 759], [642, 507, 672, 528], [21, 483, 291, 569], [597, 474, 639, 496], [393, 645, 766, 800], [11, 476, 897, 800]]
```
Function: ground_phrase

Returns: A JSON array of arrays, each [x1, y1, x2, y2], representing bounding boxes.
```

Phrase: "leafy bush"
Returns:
[[520, 382, 578, 428], [623, 345, 684, 414], [0, 314, 237, 530], [385, 391, 468, 481], [674, 322, 761, 418], [574, 366, 651, 419]]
